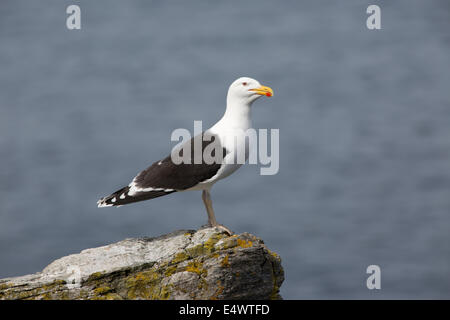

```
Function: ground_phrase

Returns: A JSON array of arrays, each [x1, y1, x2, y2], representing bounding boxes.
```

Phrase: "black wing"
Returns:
[[97, 132, 227, 207]]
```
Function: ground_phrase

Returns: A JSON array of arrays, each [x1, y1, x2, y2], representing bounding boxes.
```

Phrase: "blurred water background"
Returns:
[[0, 0, 449, 299]]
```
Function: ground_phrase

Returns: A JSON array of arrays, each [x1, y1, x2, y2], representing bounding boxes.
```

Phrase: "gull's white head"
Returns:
[[227, 77, 274, 105]]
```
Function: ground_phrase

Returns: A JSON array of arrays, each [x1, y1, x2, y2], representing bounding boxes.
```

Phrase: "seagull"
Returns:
[[97, 77, 273, 233]]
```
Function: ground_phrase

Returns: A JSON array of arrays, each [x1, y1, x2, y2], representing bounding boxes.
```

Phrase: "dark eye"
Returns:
[[242, 82, 248, 86]]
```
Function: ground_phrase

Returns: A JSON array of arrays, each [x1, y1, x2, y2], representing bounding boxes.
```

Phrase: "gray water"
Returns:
[[1, 0, 449, 299]]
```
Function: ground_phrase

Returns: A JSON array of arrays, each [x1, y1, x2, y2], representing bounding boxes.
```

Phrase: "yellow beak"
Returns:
[[249, 85, 274, 97]]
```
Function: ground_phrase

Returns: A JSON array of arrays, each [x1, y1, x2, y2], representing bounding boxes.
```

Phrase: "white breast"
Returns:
[[188, 118, 252, 191], [188, 90, 254, 191]]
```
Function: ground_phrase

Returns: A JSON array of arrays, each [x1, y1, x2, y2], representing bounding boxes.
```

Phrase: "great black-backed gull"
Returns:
[[97, 77, 273, 233]]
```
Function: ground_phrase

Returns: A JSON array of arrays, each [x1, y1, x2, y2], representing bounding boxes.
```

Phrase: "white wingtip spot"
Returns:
[[120, 193, 126, 199], [97, 199, 113, 208]]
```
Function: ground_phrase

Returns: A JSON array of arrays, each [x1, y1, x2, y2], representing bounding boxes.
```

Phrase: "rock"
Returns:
[[0, 227, 284, 300]]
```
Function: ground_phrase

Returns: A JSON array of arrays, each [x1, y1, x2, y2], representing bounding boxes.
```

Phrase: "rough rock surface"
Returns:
[[0, 228, 284, 300]]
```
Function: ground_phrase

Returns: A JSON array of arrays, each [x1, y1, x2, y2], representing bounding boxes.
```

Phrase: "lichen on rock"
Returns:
[[0, 227, 284, 300]]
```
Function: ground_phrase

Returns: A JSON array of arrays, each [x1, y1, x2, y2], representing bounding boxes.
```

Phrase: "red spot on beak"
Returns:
[[265, 92, 272, 97]]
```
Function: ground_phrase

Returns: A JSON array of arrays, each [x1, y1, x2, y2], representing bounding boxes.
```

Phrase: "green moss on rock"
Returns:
[[0, 229, 284, 300]]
